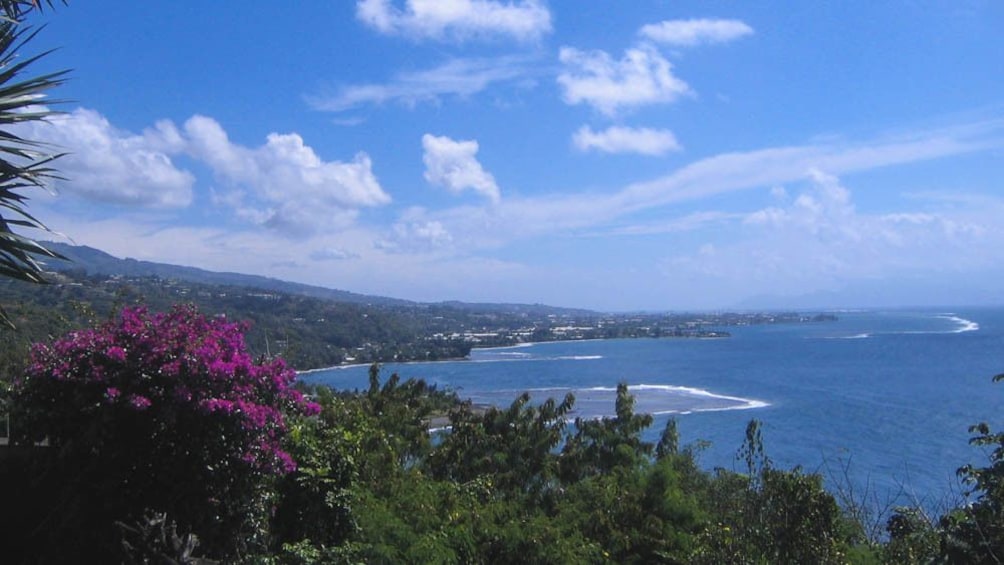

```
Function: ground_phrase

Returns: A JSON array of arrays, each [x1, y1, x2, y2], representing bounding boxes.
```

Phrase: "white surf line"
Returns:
[[937, 314, 980, 333]]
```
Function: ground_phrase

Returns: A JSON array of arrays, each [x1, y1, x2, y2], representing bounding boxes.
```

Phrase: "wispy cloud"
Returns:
[[310, 56, 536, 112], [422, 133, 500, 203], [602, 211, 742, 236], [572, 125, 682, 156], [397, 119, 1004, 250], [557, 44, 692, 116], [639, 18, 754, 47], [355, 0, 551, 42], [661, 171, 1003, 299], [614, 127, 992, 213], [310, 247, 361, 261]]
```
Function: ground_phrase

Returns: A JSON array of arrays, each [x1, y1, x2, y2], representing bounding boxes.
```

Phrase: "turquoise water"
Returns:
[[303, 307, 1004, 508]]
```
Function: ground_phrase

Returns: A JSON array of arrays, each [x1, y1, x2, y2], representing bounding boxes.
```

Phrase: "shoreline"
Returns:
[[296, 333, 731, 375]]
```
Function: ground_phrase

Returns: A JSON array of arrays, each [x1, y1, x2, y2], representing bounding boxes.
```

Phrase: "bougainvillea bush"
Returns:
[[9, 304, 318, 560]]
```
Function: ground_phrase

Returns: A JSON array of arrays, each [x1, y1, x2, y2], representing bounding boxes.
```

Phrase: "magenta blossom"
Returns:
[[127, 394, 152, 410], [13, 305, 316, 475], [105, 346, 127, 363]]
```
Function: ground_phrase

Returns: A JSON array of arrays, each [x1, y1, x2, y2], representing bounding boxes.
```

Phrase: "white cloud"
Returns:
[[422, 133, 501, 203], [378, 218, 455, 253], [181, 115, 391, 234], [27, 108, 391, 235], [355, 0, 551, 42], [390, 119, 1001, 254], [659, 171, 1001, 302], [602, 211, 741, 236], [769, 185, 788, 200], [310, 56, 534, 112], [639, 18, 754, 47], [573, 125, 682, 155], [22, 108, 195, 208], [32, 116, 1004, 310], [310, 247, 361, 261], [744, 169, 859, 244], [615, 129, 986, 214], [557, 45, 692, 116]]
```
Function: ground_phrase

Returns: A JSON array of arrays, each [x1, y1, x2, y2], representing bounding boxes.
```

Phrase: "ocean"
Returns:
[[302, 307, 1004, 512]]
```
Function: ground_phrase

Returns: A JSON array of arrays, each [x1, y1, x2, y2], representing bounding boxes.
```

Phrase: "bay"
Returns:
[[302, 307, 1004, 511]]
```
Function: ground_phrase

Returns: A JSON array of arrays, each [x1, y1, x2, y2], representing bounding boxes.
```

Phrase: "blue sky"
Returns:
[[18, 0, 1004, 310]]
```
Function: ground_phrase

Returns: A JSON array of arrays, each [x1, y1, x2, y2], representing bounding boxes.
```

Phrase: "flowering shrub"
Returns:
[[15, 304, 317, 472], [9, 304, 319, 559]]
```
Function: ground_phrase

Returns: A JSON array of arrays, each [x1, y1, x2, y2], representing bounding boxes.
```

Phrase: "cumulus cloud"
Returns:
[[310, 56, 534, 112], [20, 108, 195, 208], [745, 170, 856, 237], [639, 18, 754, 47], [378, 218, 455, 253], [573, 125, 682, 156], [180, 115, 390, 234], [24, 108, 391, 235], [355, 0, 551, 42], [557, 45, 692, 116], [422, 134, 501, 203]]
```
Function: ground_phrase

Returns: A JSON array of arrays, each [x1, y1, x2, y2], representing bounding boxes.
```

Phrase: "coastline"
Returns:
[[296, 333, 732, 375]]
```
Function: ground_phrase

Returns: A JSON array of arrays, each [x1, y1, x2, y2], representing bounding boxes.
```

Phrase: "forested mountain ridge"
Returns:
[[1, 244, 833, 371], [42, 243, 411, 307], [41, 242, 596, 316]]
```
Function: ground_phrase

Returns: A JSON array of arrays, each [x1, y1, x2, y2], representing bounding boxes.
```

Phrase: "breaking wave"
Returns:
[[465, 383, 768, 419]]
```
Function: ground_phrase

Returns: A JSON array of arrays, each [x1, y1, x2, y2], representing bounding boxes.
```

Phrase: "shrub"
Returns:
[[8, 304, 318, 561]]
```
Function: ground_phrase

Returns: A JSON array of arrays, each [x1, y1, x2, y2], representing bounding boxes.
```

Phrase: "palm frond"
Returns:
[[0, 1, 66, 24], [0, 15, 68, 328]]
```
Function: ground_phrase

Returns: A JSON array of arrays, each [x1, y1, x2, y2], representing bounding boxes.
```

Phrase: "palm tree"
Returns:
[[0, 0, 67, 325]]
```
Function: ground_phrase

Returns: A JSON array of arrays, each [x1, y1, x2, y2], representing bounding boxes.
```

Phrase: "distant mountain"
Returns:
[[437, 300, 596, 317], [41, 243, 598, 316], [734, 278, 1004, 311], [42, 242, 412, 307]]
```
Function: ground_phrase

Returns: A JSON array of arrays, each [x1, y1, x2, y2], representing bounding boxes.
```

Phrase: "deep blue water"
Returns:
[[303, 307, 1004, 510]]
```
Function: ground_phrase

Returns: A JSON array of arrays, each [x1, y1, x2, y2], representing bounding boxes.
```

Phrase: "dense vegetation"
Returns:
[[0, 270, 476, 369], [0, 264, 838, 373], [2, 304, 1004, 563]]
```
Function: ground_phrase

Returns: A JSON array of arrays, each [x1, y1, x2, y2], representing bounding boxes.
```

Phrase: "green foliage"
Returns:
[[269, 366, 462, 561], [559, 382, 654, 482], [116, 512, 218, 565], [557, 458, 704, 564], [270, 390, 359, 557], [882, 506, 940, 564], [692, 421, 852, 564], [936, 372, 1004, 564], [0, 270, 477, 369], [428, 390, 573, 495]]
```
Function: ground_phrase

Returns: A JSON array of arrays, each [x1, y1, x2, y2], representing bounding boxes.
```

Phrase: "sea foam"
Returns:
[[465, 383, 768, 420]]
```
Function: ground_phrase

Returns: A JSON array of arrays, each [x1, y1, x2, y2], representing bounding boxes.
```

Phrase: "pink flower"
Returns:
[[105, 346, 127, 363], [127, 394, 152, 411], [15, 304, 315, 476]]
